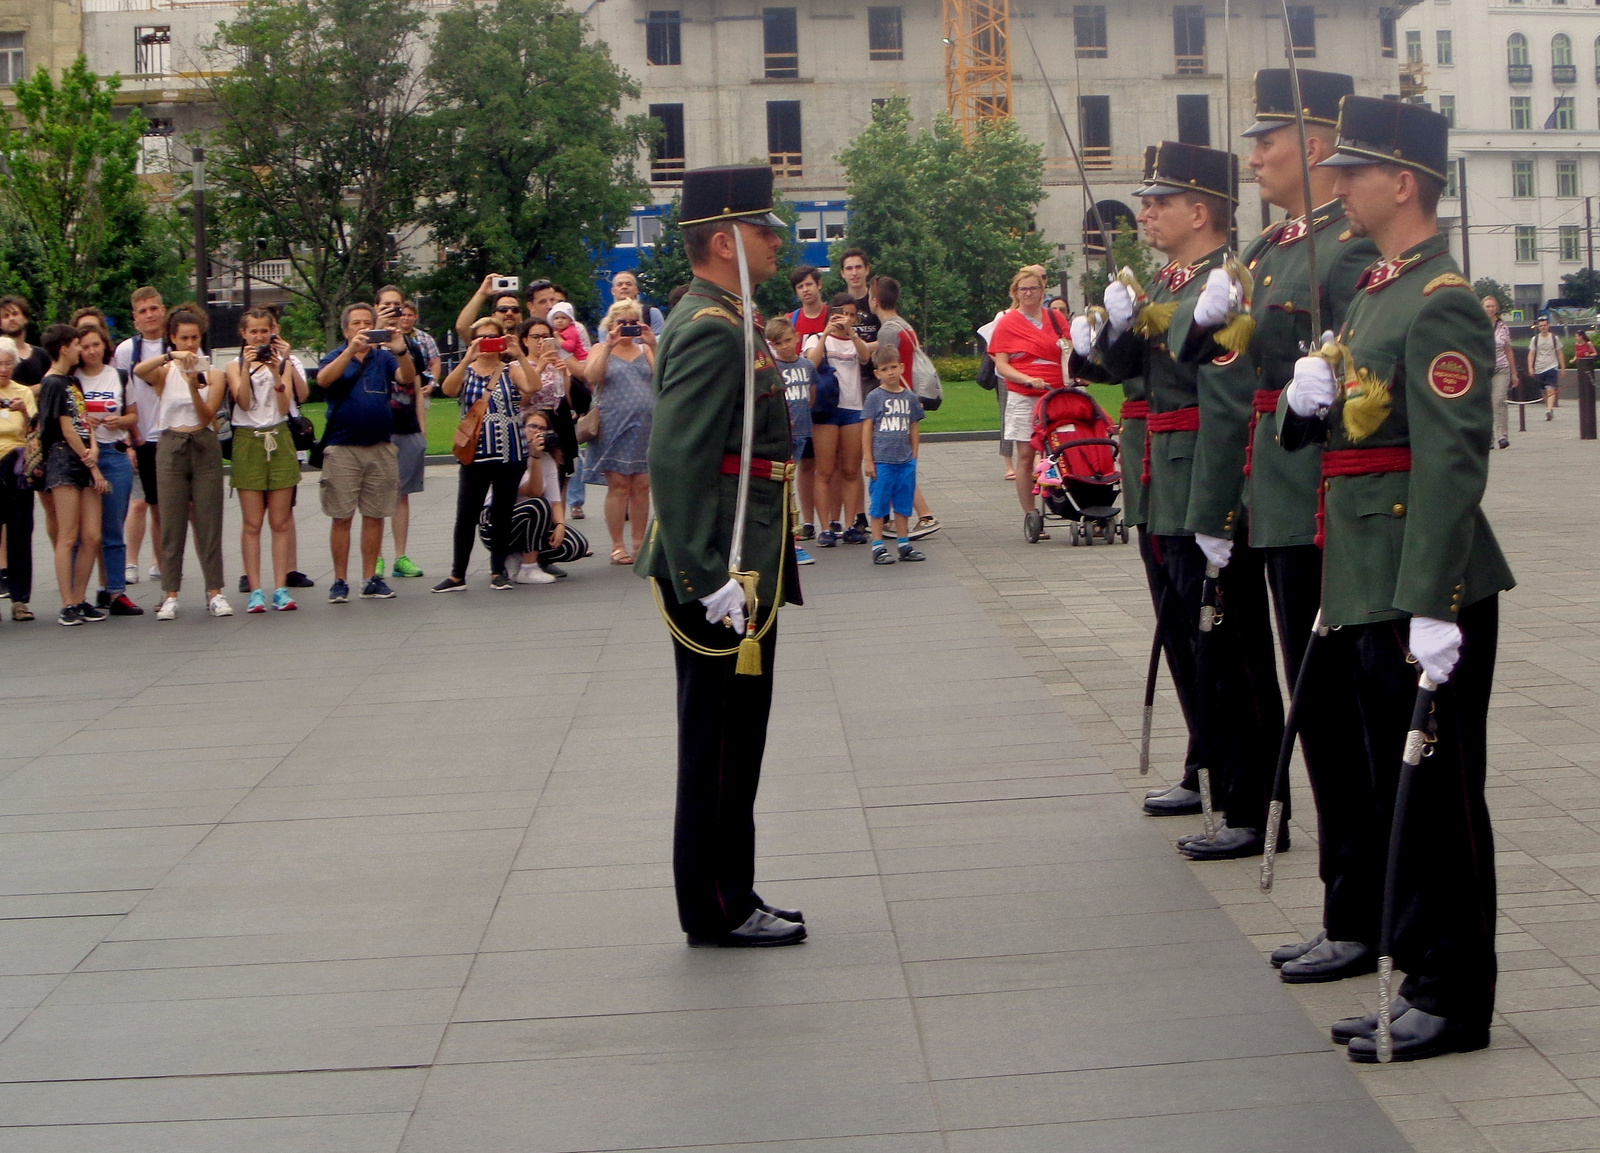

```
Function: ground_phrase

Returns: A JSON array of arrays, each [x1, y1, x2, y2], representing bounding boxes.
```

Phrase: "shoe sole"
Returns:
[[58, 618, 82, 627], [360, 593, 396, 599], [489, 584, 514, 591], [1143, 802, 1204, 816], [908, 526, 941, 540], [1280, 958, 1378, 985], [686, 930, 808, 948], [431, 584, 468, 594], [329, 595, 349, 604], [275, 604, 298, 611], [1347, 1030, 1490, 1063], [247, 606, 267, 614]]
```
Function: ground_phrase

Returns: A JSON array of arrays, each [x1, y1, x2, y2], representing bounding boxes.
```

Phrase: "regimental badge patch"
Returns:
[[1429, 351, 1474, 398], [692, 306, 738, 325], [1423, 273, 1472, 296], [1212, 350, 1240, 366]]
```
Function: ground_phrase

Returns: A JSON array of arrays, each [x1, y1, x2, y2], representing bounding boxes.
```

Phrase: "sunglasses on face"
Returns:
[[494, 306, 521, 314]]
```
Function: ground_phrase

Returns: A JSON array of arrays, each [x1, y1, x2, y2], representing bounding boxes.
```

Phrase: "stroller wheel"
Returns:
[[1068, 522, 1080, 546], [1023, 510, 1044, 544], [1119, 522, 1129, 543]]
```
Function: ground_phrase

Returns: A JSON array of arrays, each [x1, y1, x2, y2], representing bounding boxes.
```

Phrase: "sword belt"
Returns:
[[1315, 446, 1412, 548], [1142, 405, 1201, 485]]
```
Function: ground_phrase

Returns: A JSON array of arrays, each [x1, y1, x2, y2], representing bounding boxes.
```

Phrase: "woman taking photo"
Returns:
[[0, 338, 37, 621], [989, 266, 1067, 539], [804, 295, 871, 546], [582, 299, 655, 565], [37, 325, 109, 626], [134, 307, 231, 620], [432, 316, 536, 592], [74, 319, 141, 616], [484, 408, 591, 584], [228, 307, 306, 613]]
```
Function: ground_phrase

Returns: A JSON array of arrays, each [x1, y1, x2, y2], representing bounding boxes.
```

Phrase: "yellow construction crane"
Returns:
[[943, 0, 1013, 137]]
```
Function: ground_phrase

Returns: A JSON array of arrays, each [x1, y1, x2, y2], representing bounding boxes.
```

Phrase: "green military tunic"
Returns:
[[1239, 201, 1379, 547], [1278, 234, 1514, 626], [637, 276, 801, 611], [1118, 376, 1149, 526]]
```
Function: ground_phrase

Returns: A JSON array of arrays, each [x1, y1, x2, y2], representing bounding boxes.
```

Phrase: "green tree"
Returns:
[[0, 58, 182, 324], [1559, 268, 1600, 309], [203, 0, 435, 343], [1473, 277, 1512, 312], [1079, 220, 1158, 307], [420, 0, 653, 321]]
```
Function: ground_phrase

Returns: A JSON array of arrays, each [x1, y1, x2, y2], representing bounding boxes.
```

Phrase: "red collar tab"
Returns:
[[1357, 249, 1443, 293], [1166, 258, 1211, 294]]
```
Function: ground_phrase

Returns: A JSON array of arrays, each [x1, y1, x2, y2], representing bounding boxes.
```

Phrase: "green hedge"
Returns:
[[933, 355, 982, 382]]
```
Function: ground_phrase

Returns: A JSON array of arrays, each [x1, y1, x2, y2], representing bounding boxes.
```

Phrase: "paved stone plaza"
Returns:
[[0, 412, 1591, 1151]]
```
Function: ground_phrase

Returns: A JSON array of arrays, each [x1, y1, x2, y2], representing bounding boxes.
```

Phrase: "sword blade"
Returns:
[[1260, 608, 1325, 891], [727, 226, 759, 575], [1279, 0, 1323, 340], [1140, 587, 1168, 776]]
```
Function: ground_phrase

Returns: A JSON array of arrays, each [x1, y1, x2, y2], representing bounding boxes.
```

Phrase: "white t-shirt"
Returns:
[[1531, 332, 1561, 375], [157, 362, 211, 431], [232, 363, 283, 429], [115, 334, 167, 441], [76, 365, 129, 445], [805, 333, 864, 411]]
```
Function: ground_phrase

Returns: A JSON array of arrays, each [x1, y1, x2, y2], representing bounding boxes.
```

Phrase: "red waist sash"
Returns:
[[1253, 389, 1282, 414], [720, 454, 795, 483], [1315, 446, 1412, 547], [1120, 400, 1150, 420], [1142, 406, 1200, 485], [1243, 390, 1283, 478]]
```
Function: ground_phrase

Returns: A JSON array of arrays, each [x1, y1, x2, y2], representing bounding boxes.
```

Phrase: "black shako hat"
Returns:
[[678, 165, 787, 229], [1242, 69, 1355, 138], [1319, 95, 1451, 183], [1133, 141, 1239, 204]]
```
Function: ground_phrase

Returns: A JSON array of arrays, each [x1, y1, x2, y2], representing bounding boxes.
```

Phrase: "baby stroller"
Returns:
[[1025, 385, 1126, 546]]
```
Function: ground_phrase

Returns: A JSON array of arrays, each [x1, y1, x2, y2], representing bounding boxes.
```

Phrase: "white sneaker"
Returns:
[[124, 564, 140, 585], [515, 563, 557, 585], [148, 564, 161, 580], [207, 594, 233, 618], [156, 596, 178, 621]]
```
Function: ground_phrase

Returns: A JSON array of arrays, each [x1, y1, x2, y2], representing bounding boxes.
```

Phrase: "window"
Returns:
[[1405, 30, 1422, 64], [134, 26, 170, 76], [1074, 5, 1107, 59], [1553, 32, 1577, 82], [1176, 94, 1210, 146], [639, 215, 663, 246], [1557, 160, 1579, 196], [763, 8, 798, 79], [1516, 226, 1538, 262], [1288, 6, 1316, 58], [1511, 96, 1532, 129], [1595, 35, 1600, 84], [1513, 160, 1536, 197], [648, 103, 685, 183], [137, 117, 174, 176], [767, 100, 802, 176], [1444, 158, 1459, 199], [0, 32, 22, 86], [1435, 29, 1452, 65], [1439, 94, 1456, 127], [1380, 11, 1396, 58], [1079, 94, 1111, 168], [1173, 6, 1206, 74], [646, 12, 681, 66], [1555, 96, 1576, 130], [1561, 225, 1582, 262], [867, 7, 902, 61], [1514, 285, 1543, 319], [1508, 32, 1531, 82]]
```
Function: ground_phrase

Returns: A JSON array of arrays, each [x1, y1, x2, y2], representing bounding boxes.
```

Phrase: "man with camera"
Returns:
[[455, 274, 525, 345], [315, 303, 415, 603], [375, 285, 429, 581]]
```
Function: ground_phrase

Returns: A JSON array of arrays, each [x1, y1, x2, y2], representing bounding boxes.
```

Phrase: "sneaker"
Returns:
[[571, 505, 585, 519], [516, 563, 557, 585], [540, 561, 568, 579], [841, 526, 870, 545], [392, 555, 424, 578], [898, 543, 928, 562], [148, 563, 161, 581], [286, 570, 315, 589], [108, 593, 144, 616], [1546, 410, 1553, 421], [795, 546, 815, 565], [247, 589, 268, 614], [57, 604, 83, 627], [908, 515, 942, 541], [328, 579, 350, 604], [272, 588, 297, 612], [872, 545, 897, 565], [1498, 437, 1510, 449], [374, 557, 386, 578], [431, 576, 467, 593], [361, 576, 396, 599], [852, 513, 869, 530], [238, 574, 250, 594], [0, 569, 8, 599], [207, 594, 234, 618], [798, 521, 816, 541], [77, 601, 108, 623], [95, 588, 111, 609], [124, 563, 140, 585], [817, 529, 838, 548], [489, 572, 514, 591], [156, 595, 178, 621]]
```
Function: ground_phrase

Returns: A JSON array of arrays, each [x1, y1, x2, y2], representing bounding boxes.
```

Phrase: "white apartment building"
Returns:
[[1398, 0, 1600, 319]]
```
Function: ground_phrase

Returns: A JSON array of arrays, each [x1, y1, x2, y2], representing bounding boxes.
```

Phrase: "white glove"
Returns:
[[1286, 355, 1337, 417], [1193, 268, 1236, 329], [1104, 278, 1136, 340], [1194, 533, 1234, 571], [699, 578, 746, 635], [1409, 616, 1463, 685], [1070, 315, 1094, 359]]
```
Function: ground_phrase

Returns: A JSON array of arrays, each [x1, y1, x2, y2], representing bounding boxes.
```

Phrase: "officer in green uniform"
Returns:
[[1278, 98, 1514, 1060], [1082, 142, 1285, 860], [636, 165, 806, 948], [1184, 70, 1384, 980]]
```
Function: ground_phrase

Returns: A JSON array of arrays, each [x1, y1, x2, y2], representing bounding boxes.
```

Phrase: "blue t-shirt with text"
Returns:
[[777, 354, 815, 441], [862, 385, 924, 464]]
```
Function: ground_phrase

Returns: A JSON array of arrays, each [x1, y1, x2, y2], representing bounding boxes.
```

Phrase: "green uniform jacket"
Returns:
[[1236, 201, 1378, 547], [1119, 376, 1149, 526], [1278, 234, 1514, 626], [1102, 245, 1258, 539], [636, 276, 802, 610]]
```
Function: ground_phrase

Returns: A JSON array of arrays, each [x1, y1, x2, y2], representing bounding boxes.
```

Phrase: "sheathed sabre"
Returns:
[[727, 226, 764, 675], [1193, 562, 1222, 839], [1279, 0, 1323, 342]]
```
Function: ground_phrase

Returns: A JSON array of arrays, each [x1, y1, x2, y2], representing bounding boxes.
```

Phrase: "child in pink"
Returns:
[[549, 303, 589, 362]]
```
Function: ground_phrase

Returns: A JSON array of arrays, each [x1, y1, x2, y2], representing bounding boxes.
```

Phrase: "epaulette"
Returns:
[[691, 306, 738, 325], [1338, 229, 1353, 242], [1423, 273, 1473, 297]]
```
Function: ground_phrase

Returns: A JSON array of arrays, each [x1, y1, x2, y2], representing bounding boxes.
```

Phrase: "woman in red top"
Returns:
[[988, 267, 1067, 534]]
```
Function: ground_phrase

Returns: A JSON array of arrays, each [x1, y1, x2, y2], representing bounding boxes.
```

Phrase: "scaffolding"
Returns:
[[943, 0, 1014, 138]]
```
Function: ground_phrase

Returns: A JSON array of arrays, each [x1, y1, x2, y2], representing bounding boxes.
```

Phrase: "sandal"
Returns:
[[610, 548, 634, 565], [11, 604, 33, 622]]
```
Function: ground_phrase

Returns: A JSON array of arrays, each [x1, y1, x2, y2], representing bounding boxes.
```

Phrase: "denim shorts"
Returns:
[[813, 406, 863, 427]]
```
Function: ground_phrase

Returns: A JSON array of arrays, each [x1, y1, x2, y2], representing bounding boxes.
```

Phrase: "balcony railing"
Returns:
[[763, 52, 799, 80], [770, 152, 803, 178], [1082, 146, 1112, 171], [1508, 63, 1533, 83], [650, 157, 685, 185], [1174, 54, 1206, 76], [1553, 64, 1576, 84]]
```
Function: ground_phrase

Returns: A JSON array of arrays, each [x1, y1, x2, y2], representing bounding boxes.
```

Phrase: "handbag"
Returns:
[[879, 317, 943, 411], [454, 394, 489, 464], [575, 404, 602, 445], [287, 410, 316, 452], [21, 417, 46, 490]]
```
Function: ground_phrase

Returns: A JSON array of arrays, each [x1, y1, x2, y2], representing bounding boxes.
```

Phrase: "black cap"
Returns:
[[1319, 95, 1450, 182], [1133, 141, 1239, 204], [1242, 69, 1355, 138], [678, 165, 786, 229]]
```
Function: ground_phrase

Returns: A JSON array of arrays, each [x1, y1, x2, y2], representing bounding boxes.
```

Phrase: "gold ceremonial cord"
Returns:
[[650, 476, 791, 658]]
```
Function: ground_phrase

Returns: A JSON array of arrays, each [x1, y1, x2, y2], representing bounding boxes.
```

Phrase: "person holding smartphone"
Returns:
[[373, 286, 428, 581], [803, 296, 871, 546], [228, 307, 305, 613], [38, 325, 110, 626], [73, 319, 141, 616], [490, 408, 591, 583], [582, 300, 656, 565]]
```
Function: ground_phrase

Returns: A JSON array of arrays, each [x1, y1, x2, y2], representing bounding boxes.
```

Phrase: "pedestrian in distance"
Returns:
[[763, 315, 816, 566], [861, 345, 927, 565], [1482, 294, 1519, 449], [1529, 313, 1564, 421]]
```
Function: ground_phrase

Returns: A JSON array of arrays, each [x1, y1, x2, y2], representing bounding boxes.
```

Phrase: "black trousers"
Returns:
[[451, 460, 524, 579], [659, 581, 780, 938], [1137, 526, 1203, 787], [1153, 533, 1284, 831], [1264, 545, 1380, 944], [1327, 597, 1498, 1026], [0, 452, 34, 604]]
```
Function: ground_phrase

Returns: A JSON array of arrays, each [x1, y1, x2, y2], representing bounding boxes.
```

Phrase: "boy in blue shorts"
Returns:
[[765, 317, 816, 565], [861, 346, 926, 565]]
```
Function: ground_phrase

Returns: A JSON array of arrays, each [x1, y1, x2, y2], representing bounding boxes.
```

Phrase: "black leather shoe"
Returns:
[[1144, 783, 1203, 816], [1346, 1007, 1489, 1063], [687, 908, 807, 948], [1280, 938, 1376, 984], [759, 902, 804, 924], [1180, 825, 1263, 860], [1330, 996, 1411, 1045], [286, 571, 316, 589], [1271, 929, 1327, 969]]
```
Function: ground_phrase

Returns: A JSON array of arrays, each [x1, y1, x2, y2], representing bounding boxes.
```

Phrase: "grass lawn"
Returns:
[[300, 400, 458, 457]]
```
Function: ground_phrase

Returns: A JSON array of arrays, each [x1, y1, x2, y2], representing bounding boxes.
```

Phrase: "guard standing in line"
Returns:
[[636, 165, 807, 948], [1278, 97, 1513, 1060], [1077, 142, 1285, 860], [1184, 70, 1383, 981]]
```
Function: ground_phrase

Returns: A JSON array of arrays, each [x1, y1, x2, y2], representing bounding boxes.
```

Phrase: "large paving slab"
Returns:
[[0, 467, 1404, 1149]]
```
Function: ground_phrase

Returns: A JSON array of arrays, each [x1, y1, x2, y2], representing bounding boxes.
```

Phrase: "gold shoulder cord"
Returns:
[[650, 475, 790, 659]]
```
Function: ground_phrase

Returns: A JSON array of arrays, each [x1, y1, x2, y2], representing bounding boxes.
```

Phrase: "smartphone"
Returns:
[[618, 323, 642, 337], [480, 335, 508, 354], [492, 275, 520, 293], [543, 337, 559, 355], [364, 329, 392, 343]]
